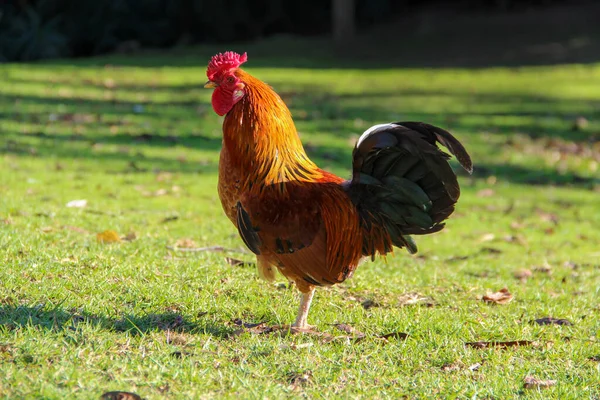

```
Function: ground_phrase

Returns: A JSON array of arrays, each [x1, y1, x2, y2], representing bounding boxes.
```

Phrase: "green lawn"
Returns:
[[1, 39, 600, 399]]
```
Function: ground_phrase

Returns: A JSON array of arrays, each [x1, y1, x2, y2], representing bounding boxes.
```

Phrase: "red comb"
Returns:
[[207, 51, 248, 80]]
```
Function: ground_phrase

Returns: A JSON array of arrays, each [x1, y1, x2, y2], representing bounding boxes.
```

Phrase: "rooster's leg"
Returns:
[[292, 288, 315, 329]]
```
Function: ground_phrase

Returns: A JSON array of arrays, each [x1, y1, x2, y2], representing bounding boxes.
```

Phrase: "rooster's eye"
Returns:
[[226, 76, 235, 84]]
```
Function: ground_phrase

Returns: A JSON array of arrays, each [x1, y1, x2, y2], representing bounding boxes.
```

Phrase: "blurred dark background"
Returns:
[[1, 0, 599, 63]]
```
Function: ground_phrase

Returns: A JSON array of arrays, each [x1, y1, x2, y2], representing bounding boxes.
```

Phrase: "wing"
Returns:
[[236, 189, 321, 257], [345, 121, 472, 256]]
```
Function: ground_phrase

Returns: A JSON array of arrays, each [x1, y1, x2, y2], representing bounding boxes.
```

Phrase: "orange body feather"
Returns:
[[218, 71, 372, 292]]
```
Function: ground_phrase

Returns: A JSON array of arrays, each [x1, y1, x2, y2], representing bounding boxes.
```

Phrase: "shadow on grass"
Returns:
[[2, 71, 599, 187], [0, 305, 234, 338]]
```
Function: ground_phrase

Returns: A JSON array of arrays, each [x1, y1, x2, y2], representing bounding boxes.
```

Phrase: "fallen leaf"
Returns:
[[175, 238, 197, 248], [480, 247, 502, 254], [230, 319, 273, 335], [96, 230, 121, 243], [361, 299, 379, 309], [334, 323, 366, 339], [103, 78, 116, 89], [510, 220, 526, 230], [572, 116, 589, 131], [279, 342, 314, 350], [533, 317, 572, 326], [155, 172, 173, 182], [523, 376, 557, 389], [40, 226, 53, 233], [478, 233, 495, 242], [64, 225, 90, 234], [100, 392, 142, 400], [482, 288, 513, 304], [170, 350, 191, 358], [537, 211, 559, 225], [379, 331, 409, 341], [122, 232, 137, 241], [476, 188, 495, 198], [398, 292, 428, 306], [514, 269, 532, 282], [466, 340, 536, 349], [225, 257, 255, 268], [441, 361, 463, 371], [504, 234, 527, 246], [533, 264, 552, 274], [66, 199, 87, 208], [563, 261, 578, 269], [287, 370, 312, 388], [160, 215, 179, 223], [468, 362, 482, 371], [447, 255, 471, 262]]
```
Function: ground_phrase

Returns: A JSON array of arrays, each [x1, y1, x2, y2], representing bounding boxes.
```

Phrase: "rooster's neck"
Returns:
[[222, 72, 323, 185]]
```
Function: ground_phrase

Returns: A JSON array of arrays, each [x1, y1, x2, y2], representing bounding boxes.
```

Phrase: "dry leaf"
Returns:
[[480, 247, 502, 254], [96, 230, 121, 243], [477, 188, 495, 197], [230, 319, 273, 336], [64, 225, 90, 234], [514, 269, 532, 282], [334, 323, 365, 339], [40, 226, 53, 233], [447, 255, 470, 262], [398, 292, 428, 306], [100, 392, 142, 400], [537, 211, 559, 225], [66, 199, 87, 208], [523, 376, 556, 389], [533, 263, 552, 274], [563, 261, 578, 269], [122, 232, 137, 241], [379, 331, 409, 341], [466, 340, 536, 349], [572, 116, 589, 131], [441, 361, 463, 372], [482, 288, 513, 304], [533, 317, 572, 326], [287, 371, 312, 388], [103, 78, 116, 89], [510, 220, 526, 230], [160, 215, 179, 223], [504, 235, 527, 246], [175, 238, 197, 248], [468, 362, 482, 371], [279, 342, 314, 350], [478, 233, 495, 242], [361, 299, 379, 309]]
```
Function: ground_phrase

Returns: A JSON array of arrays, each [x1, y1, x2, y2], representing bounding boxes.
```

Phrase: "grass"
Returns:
[[1, 37, 600, 399]]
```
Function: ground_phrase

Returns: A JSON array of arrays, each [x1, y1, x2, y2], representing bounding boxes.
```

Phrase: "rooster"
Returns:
[[205, 52, 472, 329]]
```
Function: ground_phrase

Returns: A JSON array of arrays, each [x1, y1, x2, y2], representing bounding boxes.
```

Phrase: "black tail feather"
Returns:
[[345, 122, 472, 257]]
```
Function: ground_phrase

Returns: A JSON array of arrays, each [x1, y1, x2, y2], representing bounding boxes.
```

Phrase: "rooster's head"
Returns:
[[205, 51, 248, 116]]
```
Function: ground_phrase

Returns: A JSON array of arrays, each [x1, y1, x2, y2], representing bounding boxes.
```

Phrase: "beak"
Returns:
[[204, 81, 217, 89]]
